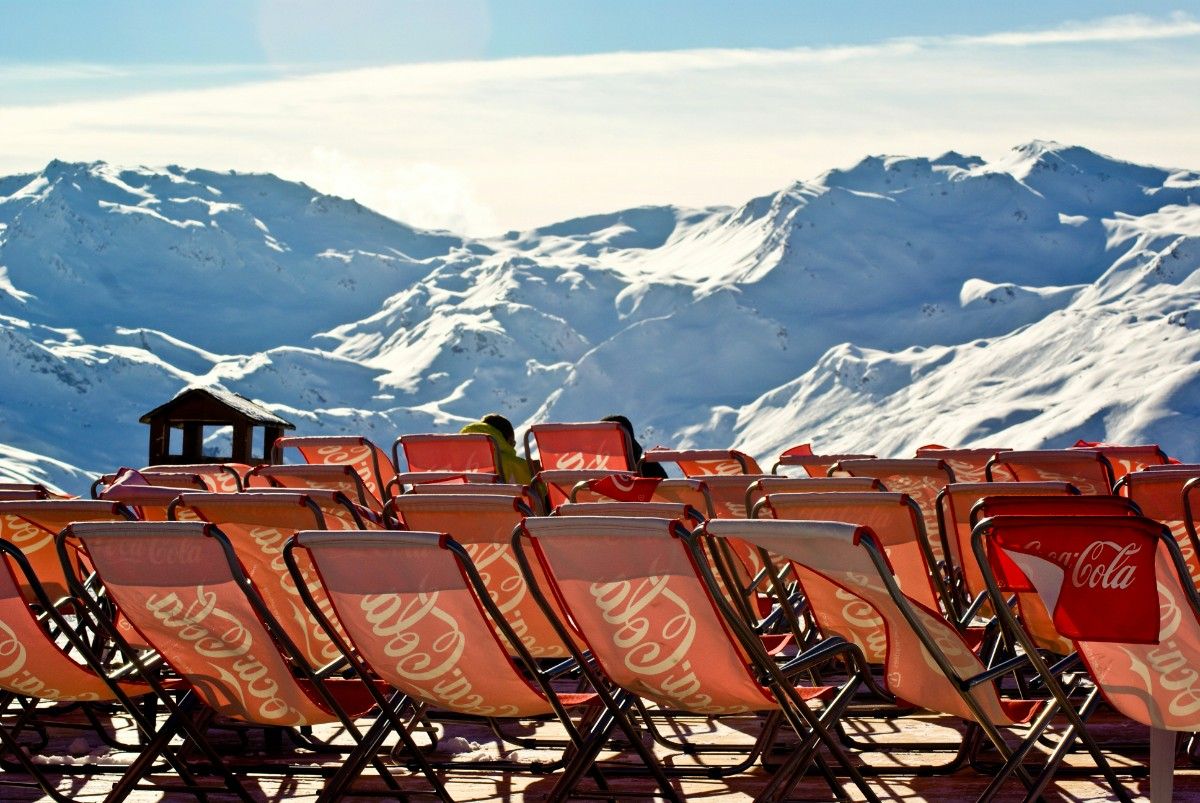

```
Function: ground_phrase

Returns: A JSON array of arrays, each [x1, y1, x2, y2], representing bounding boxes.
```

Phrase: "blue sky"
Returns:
[[2, 3, 1199, 233]]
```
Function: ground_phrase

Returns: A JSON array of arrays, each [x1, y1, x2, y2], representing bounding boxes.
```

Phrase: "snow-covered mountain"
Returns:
[[2, 142, 1198, 493]]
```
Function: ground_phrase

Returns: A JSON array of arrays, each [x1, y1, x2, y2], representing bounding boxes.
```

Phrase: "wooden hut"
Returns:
[[140, 387, 294, 465]]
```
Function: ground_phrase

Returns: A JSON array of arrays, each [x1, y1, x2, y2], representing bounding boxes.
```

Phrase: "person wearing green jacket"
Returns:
[[460, 414, 533, 485]]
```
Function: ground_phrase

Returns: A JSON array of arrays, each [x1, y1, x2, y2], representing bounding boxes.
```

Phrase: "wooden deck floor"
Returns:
[[4, 705, 1196, 801]]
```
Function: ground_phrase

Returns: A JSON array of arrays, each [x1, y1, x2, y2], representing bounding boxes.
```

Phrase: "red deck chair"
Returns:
[[0, 499, 135, 602], [169, 491, 369, 670], [771, 447, 877, 477], [986, 449, 1115, 494], [746, 476, 885, 519], [971, 495, 1140, 655], [524, 421, 635, 472], [515, 515, 877, 801], [555, 500, 705, 524], [1071, 440, 1170, 482], [831, 458, 956, 564], [0, 537, 221, 802], [140, 463, 247, 492], [642, 447, 762, 476], [390, 493, 570, 659], [534, 467, 624, 509], [67, 520, 438, 800], [97, 483, 196, 521], [1117, 471, 1200, 588], [756, 491, 952, 662], [245, 463, 381, 513], [392, 432, 501, 476], [916, 445, 1013, 482], [408, 480, 543, 514], [973, 515, 1192, 802], [91, 470, 209, 499], [571, 475, 713, 515], [284, 528, 656, 800], [273, 434, 394, 507], [935, 482, 1078, 619], [709, 517, 1109, 796]]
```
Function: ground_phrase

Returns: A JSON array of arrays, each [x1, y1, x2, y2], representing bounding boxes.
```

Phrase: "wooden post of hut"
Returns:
[[140, 387, 295, 466]]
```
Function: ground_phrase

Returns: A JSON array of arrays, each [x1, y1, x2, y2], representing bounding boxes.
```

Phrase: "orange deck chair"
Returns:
[[1071, 440, 1170, 482], [1117, 470, 1200, 588], [642, 447, 763, 476], [68, 520, 440, 801], [90, 470, 209, 499], [524, 421, 635, 472], [97, 483, 198, 522], [571, 475, 713, 515], [770, 444, 877, 477], [285, 528, 638, 802], [391, 432, 503, 488], [534, 467, 624, 509], [515, 515, 878, 801], [273, 434, 394, 508], [985, 449, 1116, 495], [974, 514, 1192, 802], [831, 458, 956, 564], [916, 445, 1013, 482], [245, 463, 381, 514], [140, 463, 247, 492]]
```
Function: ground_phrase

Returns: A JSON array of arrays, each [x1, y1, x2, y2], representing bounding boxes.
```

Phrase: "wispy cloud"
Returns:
[[1, 13, 1198, 234]]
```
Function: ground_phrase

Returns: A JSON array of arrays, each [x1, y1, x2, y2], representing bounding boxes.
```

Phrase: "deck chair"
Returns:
[[66, 520, 439, 801], [0, 487, 50, 501], [771, 448, 877, 476], [534, 468, 624, 509], [554, 501, 705, 525], [408, 480, 545, 516], [1117, 471, 1200, 588], [97, 484, 196, 521], [641, 447, 762, 476], [973, 514, 1196, 802], [831, 458, 956, 564], [140, 463, 247, 492], [514, 515, 878, 802], [746, 476, 885, 520], [1149, 462, 1200, 472], [1071, 441, 1170, 481], [0, 538, 224, 803], [245, 463, 381, 513], [935, 482, 1079, 620], [90, 471, 209, 499], [285, 529, 635, 802], [712, 517, 1119, 796], [916, 445, 1013, 482], [571, 475, 713, 515], [756, 491, 953, 659], [986, 449, 1116, 495], [168, 491, 370, 671], [0, 482, 60, 498], [273, 434, 394, 508], [0, 499, 136, 603], [389, 493, 569, 659], [524, 421, 635, 472], [970, 495, 1140, 656], [392, 432, 501, 476]]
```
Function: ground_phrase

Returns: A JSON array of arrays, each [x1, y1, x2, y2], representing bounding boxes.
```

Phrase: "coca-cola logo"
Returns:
[[1069, 541, 1140, 590], [2, 515, 53, 555], [551, 451, 614, 471]]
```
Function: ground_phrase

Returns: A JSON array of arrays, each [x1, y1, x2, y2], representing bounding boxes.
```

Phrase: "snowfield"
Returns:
[[1, 142, 1198, 493]]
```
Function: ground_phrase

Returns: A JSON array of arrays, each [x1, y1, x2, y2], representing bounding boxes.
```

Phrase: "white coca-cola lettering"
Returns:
[[1070, 541, 1140, 590]]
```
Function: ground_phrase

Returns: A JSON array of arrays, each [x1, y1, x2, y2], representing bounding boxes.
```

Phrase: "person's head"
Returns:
[[600, 414, 634, 438], [482, 413, 516, 447]]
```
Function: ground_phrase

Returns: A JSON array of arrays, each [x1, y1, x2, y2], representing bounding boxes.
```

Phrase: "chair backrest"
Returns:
[[0, 539, 150, 702], [935, 482, 1077, 603], [519, 516, 778, 714], [759, 492, 943, 623], [971, 496, 1140, 654], [0, 482, 57, 498], [293, 530, 559, 717], [535, 468, 625, 509], [71, 521, 354, 726], [0, 490, 47, 501], [1070, 442, 1169, 482], [273, 435, 394, 506], [0, 500, 134, 601], [169, 492, 343, 670], [978, 514, 1200, 731], [394, 433, 501, 475], [915, 446, 1012, 482], [697, 474, 774, 519], [771, 452, 876, 477], [571, 475, 713, 517], [1149, 463, 1200, 472], [97, 484, 194, 522], [392, 471, 501, 489], [410, 481, 542, 514], [92, 471, 209, 499], [524, 422, 634, 472], [986, 449, 1115, 495], [747, 477, 884, 518], [831, 458, 955, 563], [706, 518, 1021, 725], [245, 464, 380, 513], [141, 463, 246, 492], [641, 448, 762, 477], [389, 494, 567, 659], [555, 501, 703, 524], [1118, 472, 1200, 588]]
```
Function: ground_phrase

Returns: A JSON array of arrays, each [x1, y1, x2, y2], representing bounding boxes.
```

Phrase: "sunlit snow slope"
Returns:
[[1, 143, 1198, 492]]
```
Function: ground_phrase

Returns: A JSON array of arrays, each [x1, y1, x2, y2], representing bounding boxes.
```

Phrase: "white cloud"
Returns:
[[1, 13, 1198, 235]]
